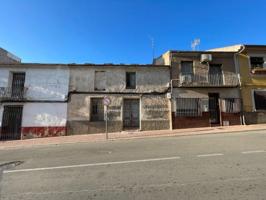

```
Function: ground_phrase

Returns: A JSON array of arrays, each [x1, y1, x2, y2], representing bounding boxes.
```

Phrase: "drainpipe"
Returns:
[[169, 52, 173, 130], [235, 45, 246, 125]]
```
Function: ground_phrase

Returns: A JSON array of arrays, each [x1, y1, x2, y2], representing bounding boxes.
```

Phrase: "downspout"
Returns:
[[235, 45, 246, 125], [169, 51, 173, 130]]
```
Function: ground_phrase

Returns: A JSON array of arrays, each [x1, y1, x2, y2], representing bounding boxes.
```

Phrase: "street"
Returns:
[[0, 130, 266, 200]]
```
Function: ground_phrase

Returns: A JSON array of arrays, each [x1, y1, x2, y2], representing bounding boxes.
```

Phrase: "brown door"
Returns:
[[123, 99, 140, 129], [1, 106, 23, 141], [11, 72, 25, 99], [209, 93, 220, 124]]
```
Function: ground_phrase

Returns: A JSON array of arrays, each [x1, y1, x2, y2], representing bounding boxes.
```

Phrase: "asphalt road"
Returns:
[[0, 130, 266, 200]]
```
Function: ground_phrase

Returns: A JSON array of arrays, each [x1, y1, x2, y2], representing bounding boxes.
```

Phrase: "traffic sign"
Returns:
[[103, 96, 111, 106]]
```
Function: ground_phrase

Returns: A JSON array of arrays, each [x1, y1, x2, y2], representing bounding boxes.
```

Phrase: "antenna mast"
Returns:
[[149, 35, 155, 61], [191, 38, 201, 51]]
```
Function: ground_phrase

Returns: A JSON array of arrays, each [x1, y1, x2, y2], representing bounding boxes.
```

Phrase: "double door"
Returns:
[[123, 99, 140, 129]]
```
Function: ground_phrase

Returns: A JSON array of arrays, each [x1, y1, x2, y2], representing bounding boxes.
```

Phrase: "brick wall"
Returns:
[[221, 113, 241, 125], [172, 112, 210, 129]]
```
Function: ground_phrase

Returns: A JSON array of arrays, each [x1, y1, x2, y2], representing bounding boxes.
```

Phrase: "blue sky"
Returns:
[[1, 0, 266, 64]]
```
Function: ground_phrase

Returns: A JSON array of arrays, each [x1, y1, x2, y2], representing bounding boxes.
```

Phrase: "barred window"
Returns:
[[91, 98, 104, 121], [176, 98, 201, 117], [220, 98, 241, 113]]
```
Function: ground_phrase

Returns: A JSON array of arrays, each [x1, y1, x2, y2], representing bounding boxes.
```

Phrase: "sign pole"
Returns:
[[103, 96, 111, 140], [105, 105, 108, 140]]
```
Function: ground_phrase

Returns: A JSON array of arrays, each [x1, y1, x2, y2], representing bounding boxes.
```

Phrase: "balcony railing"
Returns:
[[178, 72, 239, 87], [0, 87, 28, 101]]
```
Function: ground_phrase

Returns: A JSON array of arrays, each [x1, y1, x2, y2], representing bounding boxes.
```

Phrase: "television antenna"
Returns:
[[191, 38, 200, 51], [148, 35, 155, 61]]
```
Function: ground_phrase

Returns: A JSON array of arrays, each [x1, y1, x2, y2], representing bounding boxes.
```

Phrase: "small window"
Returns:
[[176, 98, 201, 117], [91, 98, 104, 121], [94, 71, 106, 91], [126, 72, 136, 89], [254, 90, 266, 110], [250, 57, 264, 69], [180, 61, 193, 75]]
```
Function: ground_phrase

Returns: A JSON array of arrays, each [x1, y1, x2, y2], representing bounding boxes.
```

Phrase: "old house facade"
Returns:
[[237, 45, 266, 124], [0, 63, 69, 140], [210, 45, 266, 125], [155, 51, 242, 129], [67, 64, 171, 134]]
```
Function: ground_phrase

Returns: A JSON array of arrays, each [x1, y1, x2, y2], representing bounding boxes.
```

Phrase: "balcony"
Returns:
[[178, 72, 239, 87], [0, 87, 28, 101]]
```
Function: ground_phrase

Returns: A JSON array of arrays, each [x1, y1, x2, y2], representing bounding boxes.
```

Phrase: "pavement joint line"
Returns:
[[241, 150, 265, 154], [3, 156, 181, 174], [196, 153, 224, 157]]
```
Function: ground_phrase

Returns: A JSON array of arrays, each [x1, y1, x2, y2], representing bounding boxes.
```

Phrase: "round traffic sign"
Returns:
[[103, 96, 111, 106]]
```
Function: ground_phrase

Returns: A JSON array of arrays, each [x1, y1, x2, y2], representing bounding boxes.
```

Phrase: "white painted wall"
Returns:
[[0, 66, 69, 101], [22, 103, 67, 127]]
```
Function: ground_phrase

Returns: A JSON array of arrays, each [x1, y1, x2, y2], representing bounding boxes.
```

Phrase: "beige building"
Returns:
[[67, 64, 171, 134], [155, 51, 242, 129]]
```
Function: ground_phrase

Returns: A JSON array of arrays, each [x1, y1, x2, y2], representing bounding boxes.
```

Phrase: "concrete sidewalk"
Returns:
[[1, 124, 266, 150]]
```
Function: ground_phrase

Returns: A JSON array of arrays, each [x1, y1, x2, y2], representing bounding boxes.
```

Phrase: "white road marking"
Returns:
[[3, 156, 181, 174], [197, 153, 224, 157], [241, 150, 265, 154]]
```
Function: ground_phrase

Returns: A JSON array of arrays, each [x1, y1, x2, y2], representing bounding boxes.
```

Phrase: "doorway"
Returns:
[[0, 106, 23, 141], [123, 99, 140, 129], [209, 64, 223, 85], [208, 93, 220, 124]]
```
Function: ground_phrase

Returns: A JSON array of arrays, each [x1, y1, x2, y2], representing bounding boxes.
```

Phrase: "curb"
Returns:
[[0, 125, 266, 150]]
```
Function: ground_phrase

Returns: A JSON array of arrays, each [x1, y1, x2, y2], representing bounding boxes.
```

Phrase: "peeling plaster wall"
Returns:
[[69, 66, 170, 93], [67, 66, 170, 134], [141, 95, 170, 130], [67, 93, 170, 134], [22, 103, 67, 127], [0, 66, 69, 101]]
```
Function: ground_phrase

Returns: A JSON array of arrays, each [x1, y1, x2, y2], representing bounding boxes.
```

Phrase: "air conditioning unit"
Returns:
[[180, 75, 192, 84], [201, 54, 212, 63]]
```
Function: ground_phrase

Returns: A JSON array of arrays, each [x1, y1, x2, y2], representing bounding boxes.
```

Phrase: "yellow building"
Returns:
[[210, 44, 266, 124], [238, 45, 266, 124]]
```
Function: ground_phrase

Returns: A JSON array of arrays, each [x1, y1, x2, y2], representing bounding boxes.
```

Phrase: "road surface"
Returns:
[[0, 130, 266, 199]]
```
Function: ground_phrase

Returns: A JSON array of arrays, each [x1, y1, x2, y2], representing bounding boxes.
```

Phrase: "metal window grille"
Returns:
[[176, 98, 202, 117], [220, 98, 241, 113], [90, 98, 104, 121]]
